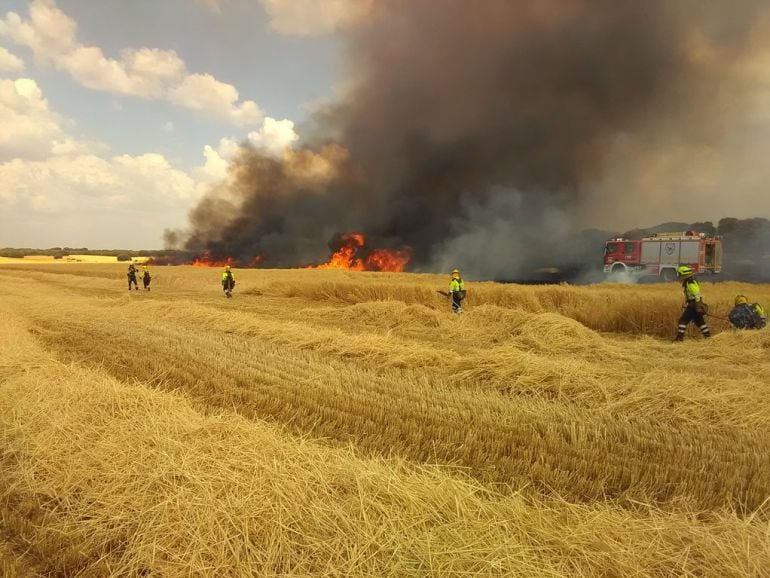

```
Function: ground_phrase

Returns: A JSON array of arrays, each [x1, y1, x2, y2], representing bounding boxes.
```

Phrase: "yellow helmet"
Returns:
[[677, 265, 694, 278], [735, 295, 748, 306], [451, 268, 460, 278], [225, 265, 231, 271]]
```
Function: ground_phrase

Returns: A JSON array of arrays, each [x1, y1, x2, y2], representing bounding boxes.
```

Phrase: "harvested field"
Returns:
[[1, 263, 769, 576]]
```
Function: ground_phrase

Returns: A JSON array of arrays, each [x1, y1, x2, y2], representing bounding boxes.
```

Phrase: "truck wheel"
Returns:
[[661, 269, 676, 282], [609, 264, 626, 280]]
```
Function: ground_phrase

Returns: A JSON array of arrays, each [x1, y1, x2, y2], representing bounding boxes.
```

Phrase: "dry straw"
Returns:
[[1, 264, 769, 575]]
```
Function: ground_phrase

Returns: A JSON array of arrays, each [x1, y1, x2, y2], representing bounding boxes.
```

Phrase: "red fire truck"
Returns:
[[603, 232, 722, 281]]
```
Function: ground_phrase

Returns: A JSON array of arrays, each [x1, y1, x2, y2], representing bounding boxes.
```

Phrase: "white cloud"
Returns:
[[169, 73, 262, 125], [260, 0, 372, 36], [246, 117, 299, 155], [199, 144, 231, 179], [1, 0, 263, 126], [0, 78, 210, 248], [0, 77, 66, 161], [0, 150, 207, 247], [0, 46, 24, 71], [0, 0, 77, 56], [196, 117, 299, 180], [0, 152, 198, 210]]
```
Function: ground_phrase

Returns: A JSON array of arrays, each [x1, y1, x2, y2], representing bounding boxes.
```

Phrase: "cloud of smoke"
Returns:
[[178, 0, 770, 277]]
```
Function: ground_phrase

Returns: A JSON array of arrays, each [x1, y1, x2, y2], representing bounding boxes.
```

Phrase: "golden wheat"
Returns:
[[1, 264, 769, 576]]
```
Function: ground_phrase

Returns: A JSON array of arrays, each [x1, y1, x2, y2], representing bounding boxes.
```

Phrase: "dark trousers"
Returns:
[[676, 305, 710, 340], [451, 293, 462, 312], [128, 274, 138, 289], [143, 274, 151, 289]]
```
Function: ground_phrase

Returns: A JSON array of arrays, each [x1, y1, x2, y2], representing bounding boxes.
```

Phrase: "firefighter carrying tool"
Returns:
[[127, 263, 139, 291], [674, 265, 711, 341], [222, 265, 235, 298], [449, 269, 466, 313]]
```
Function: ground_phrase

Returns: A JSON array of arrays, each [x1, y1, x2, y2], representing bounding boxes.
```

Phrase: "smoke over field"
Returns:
[[179, 0, 770, 277]]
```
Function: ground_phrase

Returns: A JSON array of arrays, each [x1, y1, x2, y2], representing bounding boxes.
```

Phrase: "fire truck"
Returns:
[[603, 231, 722, 281]]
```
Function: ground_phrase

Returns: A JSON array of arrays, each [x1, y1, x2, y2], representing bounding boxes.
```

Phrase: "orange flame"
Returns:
[[191, 252, 234, 267], [191, 252, 262, 268], [308, 232, 412, 272], [365, 247, 413, 272]]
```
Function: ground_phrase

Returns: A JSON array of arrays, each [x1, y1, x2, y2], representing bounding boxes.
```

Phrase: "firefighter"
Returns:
[[729, 295, 767, 329], [127, 263, 139, 291], [674, 265, 710, 341], [221, 265, 235, 298], [449, 268, 466, 313], [142, 265, 152, 291]]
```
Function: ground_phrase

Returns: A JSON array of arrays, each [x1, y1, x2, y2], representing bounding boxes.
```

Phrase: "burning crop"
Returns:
[[191, 252, 235, 268], [306, 232, 413, 272]]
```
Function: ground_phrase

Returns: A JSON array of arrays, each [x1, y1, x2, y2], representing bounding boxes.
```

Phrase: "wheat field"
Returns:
[[0, 263, 769, 576]]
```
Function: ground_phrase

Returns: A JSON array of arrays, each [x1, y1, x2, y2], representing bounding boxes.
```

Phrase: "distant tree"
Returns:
[[689, 221, 716, 236], [116, 254, 132, 262]]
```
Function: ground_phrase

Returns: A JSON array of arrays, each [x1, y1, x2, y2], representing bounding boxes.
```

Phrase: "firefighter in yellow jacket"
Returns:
[[449, 268, 466, 313], [221, 265, 235, 298], [142, 265, 151, 291], [674, 265, 710, 341]]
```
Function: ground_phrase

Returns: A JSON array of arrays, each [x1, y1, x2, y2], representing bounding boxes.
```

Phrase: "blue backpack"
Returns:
[[729, 304, 761, 329]]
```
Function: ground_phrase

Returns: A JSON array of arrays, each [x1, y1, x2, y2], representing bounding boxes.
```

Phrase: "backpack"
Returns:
[[729, 304, 761, 329]]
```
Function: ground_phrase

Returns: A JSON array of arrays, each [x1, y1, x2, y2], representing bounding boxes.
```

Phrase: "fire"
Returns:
[[365, 248, 413, 272], [148, 251, 262, 267], [308, 232, 412, 272], [191, 252, 234, 268]]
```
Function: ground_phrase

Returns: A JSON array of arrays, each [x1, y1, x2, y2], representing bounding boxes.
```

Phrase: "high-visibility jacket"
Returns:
[[222, 271, 235, 282], [682, 278, 701, 303], [449, 278, 464, 293]]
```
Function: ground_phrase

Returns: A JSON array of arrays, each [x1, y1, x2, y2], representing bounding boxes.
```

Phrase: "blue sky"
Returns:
[[0, 0, 353, 248]]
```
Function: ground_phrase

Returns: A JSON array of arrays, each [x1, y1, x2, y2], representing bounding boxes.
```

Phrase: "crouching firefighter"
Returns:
[[729, 295, 767, 329], [674, 265, 711, 341], [449, 268, 466, 313]]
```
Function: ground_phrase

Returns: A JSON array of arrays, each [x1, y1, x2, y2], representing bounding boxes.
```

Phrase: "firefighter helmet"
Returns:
[[735, 294, 748, 306], [677, 265, 694, 278], [225, 265, 231, 271], [451, 268, 460, 278]]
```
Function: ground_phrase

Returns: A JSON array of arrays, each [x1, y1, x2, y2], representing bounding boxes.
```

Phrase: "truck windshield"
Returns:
[[605, 243, 618, 254], [624, 242, 635, 254]]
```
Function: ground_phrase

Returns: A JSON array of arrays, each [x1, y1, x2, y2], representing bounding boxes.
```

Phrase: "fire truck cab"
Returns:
[[603, 231, 721, 281]]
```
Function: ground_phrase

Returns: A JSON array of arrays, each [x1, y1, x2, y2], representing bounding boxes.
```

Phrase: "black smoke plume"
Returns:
[[178, 0, 770, 277]]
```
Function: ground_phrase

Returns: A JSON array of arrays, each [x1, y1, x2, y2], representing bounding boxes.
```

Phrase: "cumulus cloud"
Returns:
[[0, 0, 263, 125], [0, 46, 24, 71], [0, 79, 212, 248], [0, 149, 210, 248], [261, 0, 372, 36], [198, 117, 299, 180], [0, 77, 67, 161]]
